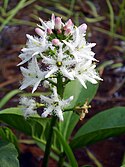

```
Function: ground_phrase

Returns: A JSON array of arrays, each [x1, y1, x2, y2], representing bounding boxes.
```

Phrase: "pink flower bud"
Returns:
[[79, 23, 87, 34], [55, 17, 62, 30], [64, 28, 71, 36], [35, 28, 44, 36], [52, 38, 60, 46], [47, 28, 53, 34], [64, 19, 73, 30], [67, 19, 73, 27], [51, 13, 55, 22], [57, 29, 62, 34]]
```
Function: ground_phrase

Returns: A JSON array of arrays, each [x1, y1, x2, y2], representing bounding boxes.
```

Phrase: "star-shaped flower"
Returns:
[[63, 27, 97, 62], [40, 87, 73, 121], [20, 97, 37, 118], [18, 34, 50, 65], [20, 58, 46, 93], [72, 60, 102, 88], [43, 44, 75, 80], [38, 14, 55, 32]]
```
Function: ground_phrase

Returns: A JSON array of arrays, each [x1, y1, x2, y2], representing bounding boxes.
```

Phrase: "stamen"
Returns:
[[56, 61, 62, 67], [53, 101, 59, 107]]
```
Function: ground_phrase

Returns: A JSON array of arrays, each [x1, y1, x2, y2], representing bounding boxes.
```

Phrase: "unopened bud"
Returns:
[[35, 28, 44, 36], [52, 38, 60, 46], [51, 13, 55, 22], [79, 23, 87, 34], [57, 29, 62, 34], [55, 17, 62, 30], [64, 19, 73, 30], [47, 28, 53, 34], [64, 28, 71, 36]]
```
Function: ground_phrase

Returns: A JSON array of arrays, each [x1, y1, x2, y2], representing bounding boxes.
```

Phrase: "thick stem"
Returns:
[[42, 116, 57, 167], [57, 73, 66, 167], [57, 73, 64, 98], [42, 73, 64, 167]]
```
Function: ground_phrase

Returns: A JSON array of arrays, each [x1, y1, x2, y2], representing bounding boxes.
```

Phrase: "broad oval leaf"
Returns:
[[0, 107, 50, 143], [0, 107, 60, 153], [63, 79, 98, 109], [61, 80, 98, 141], [0, 140, 19, 167], [70, 107, 125, 149]]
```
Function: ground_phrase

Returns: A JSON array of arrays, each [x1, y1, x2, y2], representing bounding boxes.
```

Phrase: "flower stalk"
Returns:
[[42, 116, 57, 167], [57, 73, 64, 98], [42, 73, 64, 167], [58, 152, 66, 167]]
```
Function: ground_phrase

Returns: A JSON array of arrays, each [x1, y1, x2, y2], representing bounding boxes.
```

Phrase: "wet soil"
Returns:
[[0, 1, 125, 167]]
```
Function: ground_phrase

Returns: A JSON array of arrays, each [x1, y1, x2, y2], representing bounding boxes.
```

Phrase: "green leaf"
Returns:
[[59, 111, 79, 140], [0, 107, 60, 153], [0, 107, 50, 145], [0, 89, 21, 109], [70, 107, 125, 149], [54, 127, 78, 167], [85, 149, 103, 167], [0, 140, 19, 167], [94, 27, 125, 41], [60, 80, 98, 141], [0, 127, 18, 151], [106, 0, 115, 33], [86, 1, 98, 17], [0, 108, 33, 135], [63, 80, 98, 109]]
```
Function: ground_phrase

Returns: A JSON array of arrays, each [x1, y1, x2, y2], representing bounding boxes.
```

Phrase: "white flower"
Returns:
[[18, 34, 50, 65], [72, 60, 102, 88], [18, 14, 103, 122], [38, 14, 65, 33], [20, 58, 46, 93], [38, 14, 55, 32], [43, 44, 75, 80], [40, 87, 73, 121], [20, 97, 37, 118], [78, 23, 87, 35], [63, 27, 97, 62]]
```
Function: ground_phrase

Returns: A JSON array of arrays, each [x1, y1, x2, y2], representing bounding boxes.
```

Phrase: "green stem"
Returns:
[[54, 127, 78, 167], [57, 152, 65, 167], [57, 73, 66, 167], [57, 73, 64, 98], [42, 73, 64, 167], [42, 116, 57, 167]]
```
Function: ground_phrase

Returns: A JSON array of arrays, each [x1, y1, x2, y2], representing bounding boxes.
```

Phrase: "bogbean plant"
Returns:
[[1, 14, 125, 167], [18, 14, 102, 120], [18, 14, 101, 166]]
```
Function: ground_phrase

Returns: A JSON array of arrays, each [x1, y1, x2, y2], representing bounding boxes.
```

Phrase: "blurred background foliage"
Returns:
[[0, 0, 125, 37], [0, 0, 125, 89], [0, 0, 125, 61]]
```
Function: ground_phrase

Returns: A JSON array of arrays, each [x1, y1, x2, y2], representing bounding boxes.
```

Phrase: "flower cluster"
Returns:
[[19, 14, 102, 121]]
